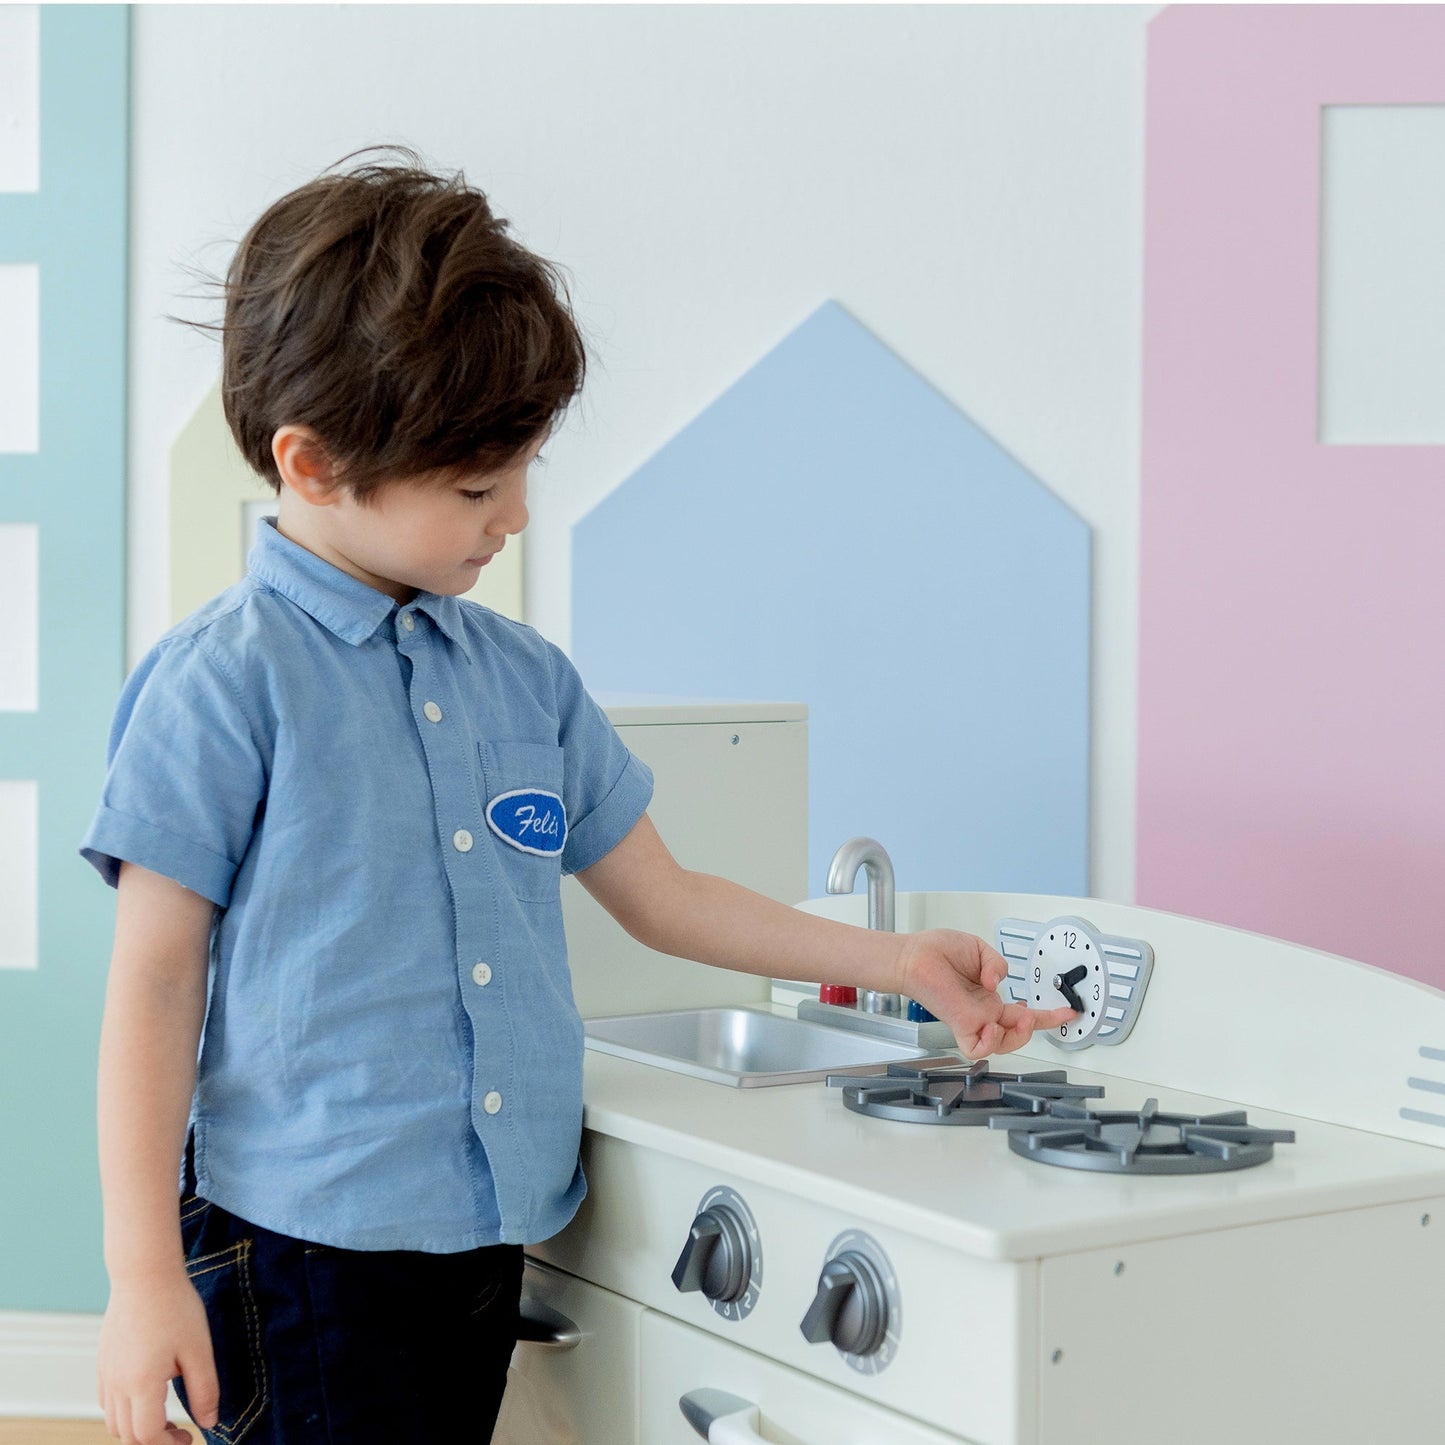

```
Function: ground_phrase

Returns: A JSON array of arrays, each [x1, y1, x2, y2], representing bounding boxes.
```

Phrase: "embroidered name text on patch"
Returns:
[[485, 788, 567, 857]]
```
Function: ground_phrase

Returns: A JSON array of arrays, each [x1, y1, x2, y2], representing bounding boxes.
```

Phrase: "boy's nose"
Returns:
[[489, 496, 528, 536]]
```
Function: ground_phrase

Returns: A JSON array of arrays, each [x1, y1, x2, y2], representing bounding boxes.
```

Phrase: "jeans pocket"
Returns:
[[179, 1194, 210, 1236], [180, 1239, 268, 1444]]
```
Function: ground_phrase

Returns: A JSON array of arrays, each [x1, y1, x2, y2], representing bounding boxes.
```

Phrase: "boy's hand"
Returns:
[[99, 1268, 219, 1445], [897, 928, 1076, 1058]]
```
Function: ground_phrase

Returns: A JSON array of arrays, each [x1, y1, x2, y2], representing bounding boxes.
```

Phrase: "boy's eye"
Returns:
[[460, 488, 495, 504]]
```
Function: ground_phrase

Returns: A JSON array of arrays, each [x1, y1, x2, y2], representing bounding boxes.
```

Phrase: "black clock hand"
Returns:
[[1052, 964, 1088, 1013]]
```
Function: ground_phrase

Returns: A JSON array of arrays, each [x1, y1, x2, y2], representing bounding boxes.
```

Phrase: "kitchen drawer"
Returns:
[[495, 1257, 643, 1445], [638, 1311, 970, 1445]]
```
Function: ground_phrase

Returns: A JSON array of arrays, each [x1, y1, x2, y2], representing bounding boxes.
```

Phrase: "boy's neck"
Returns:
[[273, 497, 418, 606]]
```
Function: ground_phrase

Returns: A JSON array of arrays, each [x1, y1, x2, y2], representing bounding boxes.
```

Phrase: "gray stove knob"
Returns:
[[800, 1250, 888, 1357], [671, 1204, 751, 1304]]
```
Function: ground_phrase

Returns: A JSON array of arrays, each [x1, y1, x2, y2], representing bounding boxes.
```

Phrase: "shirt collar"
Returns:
[[247, 518, 473, 661], [409, 591, 472, 660]]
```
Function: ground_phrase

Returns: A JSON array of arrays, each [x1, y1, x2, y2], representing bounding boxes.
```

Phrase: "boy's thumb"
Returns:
[[178, 1346, 222, 1429]]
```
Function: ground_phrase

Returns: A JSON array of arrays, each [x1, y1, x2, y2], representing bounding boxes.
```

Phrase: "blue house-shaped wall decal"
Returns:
[[572, 301, 1090, 900]]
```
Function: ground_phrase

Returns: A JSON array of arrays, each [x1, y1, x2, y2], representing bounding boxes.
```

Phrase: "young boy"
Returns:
[[83, 153, 1071, 1445]]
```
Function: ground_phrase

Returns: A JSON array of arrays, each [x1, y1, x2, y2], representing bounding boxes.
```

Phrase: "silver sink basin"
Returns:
[[583, 1006, 941, 1087]]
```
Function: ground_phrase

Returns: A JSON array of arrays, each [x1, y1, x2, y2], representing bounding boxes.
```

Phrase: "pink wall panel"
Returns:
[[1139, 5, 1445, 986]]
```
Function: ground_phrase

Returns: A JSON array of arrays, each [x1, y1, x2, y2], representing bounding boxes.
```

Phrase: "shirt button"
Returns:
[[423, 701, 443, 723], [472, 962, 492, 986], [400, 612, 415, 632], [453, 829, 474, 852], [483, 1090, 503, 1115]]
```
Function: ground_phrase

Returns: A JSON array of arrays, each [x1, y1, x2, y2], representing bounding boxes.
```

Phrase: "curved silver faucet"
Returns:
[[826, 837, 901, 1016]]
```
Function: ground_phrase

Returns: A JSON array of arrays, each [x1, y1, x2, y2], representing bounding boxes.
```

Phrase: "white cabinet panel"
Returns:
[[639, 1311, 967, 1445], [542, 1132, 1034, 1445], [496, 1259, 643, 1445], [1038, 1195, 1445, 1445], [562, 715, 806, 1018]]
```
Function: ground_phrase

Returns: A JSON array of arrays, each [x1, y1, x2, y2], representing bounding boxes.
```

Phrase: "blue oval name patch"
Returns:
[[485, 788, 567, 857]]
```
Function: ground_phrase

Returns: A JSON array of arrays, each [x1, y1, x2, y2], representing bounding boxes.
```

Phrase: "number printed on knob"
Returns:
[[800, 1231, 901, 1373], [670, 1187, 762, 1321], [671, 1207, 747, 1302], [800, 1251, 887, 1357]]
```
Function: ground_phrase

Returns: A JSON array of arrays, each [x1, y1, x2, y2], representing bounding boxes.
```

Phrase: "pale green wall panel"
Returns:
[[0, 5, 128, 1313]]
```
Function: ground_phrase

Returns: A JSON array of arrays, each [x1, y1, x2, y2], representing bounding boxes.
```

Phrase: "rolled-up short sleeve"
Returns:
[[80, 637, 266, 907], [546, 644, 654, 876]]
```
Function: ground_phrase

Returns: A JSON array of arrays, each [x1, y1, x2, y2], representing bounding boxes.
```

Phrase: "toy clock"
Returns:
[[996, 915, 1154, 1051]]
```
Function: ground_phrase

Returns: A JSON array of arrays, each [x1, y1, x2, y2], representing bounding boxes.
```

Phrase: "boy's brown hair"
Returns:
[[217, 148, 586, 498]]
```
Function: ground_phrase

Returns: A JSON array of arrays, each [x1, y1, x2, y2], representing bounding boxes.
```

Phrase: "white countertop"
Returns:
[[581, 1047, 1445, 1262]]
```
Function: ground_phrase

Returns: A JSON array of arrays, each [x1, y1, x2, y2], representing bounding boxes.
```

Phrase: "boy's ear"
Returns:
[[272, 425, 340, 505]]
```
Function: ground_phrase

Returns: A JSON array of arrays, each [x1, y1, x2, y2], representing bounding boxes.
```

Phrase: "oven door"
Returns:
[[639, 1311, 970, 1445], [494, 1256, 644, 1445]]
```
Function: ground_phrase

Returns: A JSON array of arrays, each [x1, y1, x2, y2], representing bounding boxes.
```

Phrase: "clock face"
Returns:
[[998, 913, 1154, 1050], [1030, 919, 1109, 1047]]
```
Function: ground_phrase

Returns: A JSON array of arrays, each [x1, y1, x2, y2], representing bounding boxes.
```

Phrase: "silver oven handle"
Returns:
[[516, 1258, 583, 1351], [679, 1389, 767, 1443], [515, 1296, 582, 1350]]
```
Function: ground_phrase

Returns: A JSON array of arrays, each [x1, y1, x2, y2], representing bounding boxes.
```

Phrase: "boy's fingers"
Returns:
[[178, 1346, 221, 1429], [1030, 1005, 1076, 1029], [996, 1002, 1069, 1032], [130, 1387, 172, 1445], [979, 1022, 1004, 1056]]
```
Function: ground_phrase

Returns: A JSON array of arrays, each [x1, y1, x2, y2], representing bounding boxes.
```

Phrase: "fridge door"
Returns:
[[563, 710, 807, 1018]]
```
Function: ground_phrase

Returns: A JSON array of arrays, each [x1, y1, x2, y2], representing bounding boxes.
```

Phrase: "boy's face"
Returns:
[[276, 431, 543, 603]]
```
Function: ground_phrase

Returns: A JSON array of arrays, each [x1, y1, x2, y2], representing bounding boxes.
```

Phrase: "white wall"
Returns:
[[130, 3, 1155, 902]]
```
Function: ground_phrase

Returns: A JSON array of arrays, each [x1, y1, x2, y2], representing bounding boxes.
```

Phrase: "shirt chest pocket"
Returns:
[[480, 739, 567, 904]]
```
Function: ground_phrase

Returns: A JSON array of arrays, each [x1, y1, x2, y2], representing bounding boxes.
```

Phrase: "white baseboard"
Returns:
[[0, 1311, 103, 1419], [0, 1312, 188, 1422]]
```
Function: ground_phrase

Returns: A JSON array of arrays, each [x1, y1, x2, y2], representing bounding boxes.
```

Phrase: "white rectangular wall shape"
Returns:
[[240, 498, 279, 573], [0, 779, 38, 969], [0, 6, 40, 193], [0, 264, 40, 453], [0, 523, 38, 711], [1319, 105, 1445, 444]]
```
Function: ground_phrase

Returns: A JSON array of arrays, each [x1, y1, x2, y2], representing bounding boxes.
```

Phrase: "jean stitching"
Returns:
[[182, 1240, 267, 1444], [208, 1239, 267, 1445], [180, 1198, 210, 1225], [185, 1243, 245, 1279], [469, 1278, 502, 1316]]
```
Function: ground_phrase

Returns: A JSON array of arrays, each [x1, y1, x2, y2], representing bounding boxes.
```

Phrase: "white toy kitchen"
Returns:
[[496, 701, 1445, 1444]]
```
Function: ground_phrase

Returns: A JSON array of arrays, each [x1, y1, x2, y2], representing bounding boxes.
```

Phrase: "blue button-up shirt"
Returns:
[[81, 519, 653, 1251]]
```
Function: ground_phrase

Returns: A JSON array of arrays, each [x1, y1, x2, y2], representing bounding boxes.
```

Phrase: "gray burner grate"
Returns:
[[989, 1096, 1296, 1173], [825, 1058, 1104, 1125]]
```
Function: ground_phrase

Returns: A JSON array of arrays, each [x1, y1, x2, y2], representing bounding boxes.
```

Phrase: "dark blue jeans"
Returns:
[[174, 1162, 522, 1443]]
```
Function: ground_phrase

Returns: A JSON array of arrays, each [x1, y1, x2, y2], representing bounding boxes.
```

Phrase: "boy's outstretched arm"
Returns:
[[575, 814, 1074, 1058], [96, 862, 221, 1445]]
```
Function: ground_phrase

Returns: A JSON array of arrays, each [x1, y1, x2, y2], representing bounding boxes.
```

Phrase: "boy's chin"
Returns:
[[433, 576, 480, 597]]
